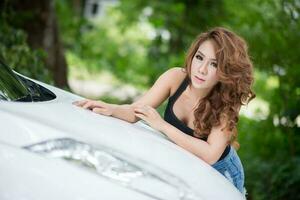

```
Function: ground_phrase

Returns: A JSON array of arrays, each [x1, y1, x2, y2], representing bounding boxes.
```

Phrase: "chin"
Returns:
[[191, 83, 206, 89]]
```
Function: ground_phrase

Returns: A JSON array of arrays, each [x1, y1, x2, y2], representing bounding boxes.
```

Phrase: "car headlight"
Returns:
[[23, 138, 201, 200]]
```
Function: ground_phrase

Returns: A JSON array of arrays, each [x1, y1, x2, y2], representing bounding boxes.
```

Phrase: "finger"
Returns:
[[144, 106, 155, 114], [134, 113, 147, 121], [73, 100, 87, 106], [144, 105, 154, 112], [134, 106, 141, 110], [93, 107, 106, 114], [134, 108, 149, 116], [134, 108, 145, 114], [149, 108, 158, 115], [92, 107, 102, 113], [143, 105, 150, 110], [145, 105, 155, 114], [83, 101, 94, 109], [80, 100, 90, 107]]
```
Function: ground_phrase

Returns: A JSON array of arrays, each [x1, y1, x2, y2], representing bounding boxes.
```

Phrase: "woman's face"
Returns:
[[190, 39, 219, 90]]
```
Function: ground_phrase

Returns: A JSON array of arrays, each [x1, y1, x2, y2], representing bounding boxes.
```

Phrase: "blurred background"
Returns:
[[0, 0, 299, 199]]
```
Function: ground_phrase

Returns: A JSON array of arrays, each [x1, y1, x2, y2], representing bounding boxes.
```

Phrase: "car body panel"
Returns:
[[0, 74, 245, 200], [0, 143, 155, 200]]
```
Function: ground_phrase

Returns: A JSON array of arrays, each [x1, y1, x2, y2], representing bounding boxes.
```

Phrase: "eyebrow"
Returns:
[[197, 50, 217, 62]]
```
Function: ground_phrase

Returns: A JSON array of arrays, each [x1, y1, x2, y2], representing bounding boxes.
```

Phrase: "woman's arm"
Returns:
[[73, 100, 138, 123], [134, 105, 231, 165], [158, 121, 231, 165], [74, 67, 184, 123]]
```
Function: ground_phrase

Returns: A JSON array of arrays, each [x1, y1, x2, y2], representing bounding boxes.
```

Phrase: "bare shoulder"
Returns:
[[150, 67, 186, 88], [165, 67, 187, 77], [165, 67, 188, 96], [131, 67, 187, 109]]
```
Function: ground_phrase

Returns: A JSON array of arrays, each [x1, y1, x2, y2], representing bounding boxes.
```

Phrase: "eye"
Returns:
[[211, 62, 218, 68], [195, 55, 203, 60]]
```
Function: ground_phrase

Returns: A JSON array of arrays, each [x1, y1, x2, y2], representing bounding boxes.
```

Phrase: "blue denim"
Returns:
[[211, 146, 247, 197]]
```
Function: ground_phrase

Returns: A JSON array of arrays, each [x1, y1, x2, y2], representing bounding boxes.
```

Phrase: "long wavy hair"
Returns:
[[183, 27, 255, 150]]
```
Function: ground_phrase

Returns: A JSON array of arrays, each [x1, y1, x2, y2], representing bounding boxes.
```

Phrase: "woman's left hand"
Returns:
[[134, 105, 165, 131]]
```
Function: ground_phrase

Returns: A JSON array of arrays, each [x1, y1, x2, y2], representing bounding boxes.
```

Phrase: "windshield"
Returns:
[[0, 60, 29, 101], [0, 60, 56, 102]]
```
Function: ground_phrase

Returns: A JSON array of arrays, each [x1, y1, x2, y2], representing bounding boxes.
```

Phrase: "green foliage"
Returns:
[[114, 0, 227, 84], [99, 95, 133, 105], [243, 156, 300, 200], [238, 116, 300, 200], [55, 0, 88, 52], [0, 4, 52, 84], [57, 3, 162, 87], [223, 1, 300, 198]]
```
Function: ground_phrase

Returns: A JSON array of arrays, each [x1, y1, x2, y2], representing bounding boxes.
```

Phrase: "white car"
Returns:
[[0, 61, 245, 200]]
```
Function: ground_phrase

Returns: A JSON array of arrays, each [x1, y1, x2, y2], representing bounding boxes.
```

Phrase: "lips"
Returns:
[[195, 76, 205, 81]]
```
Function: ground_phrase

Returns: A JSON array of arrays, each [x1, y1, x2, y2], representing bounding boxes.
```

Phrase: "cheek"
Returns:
[[191, 60, 200, 74], [190, 59, 197, 69], [209, 70, 219, 82]]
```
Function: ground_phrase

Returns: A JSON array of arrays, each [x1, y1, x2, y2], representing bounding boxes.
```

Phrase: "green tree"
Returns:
[[1, 0, 69, 88], [0, 2, 52, 84]]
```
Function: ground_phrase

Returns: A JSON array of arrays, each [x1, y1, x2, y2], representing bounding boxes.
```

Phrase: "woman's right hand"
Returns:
[[72, 99, 115, 116]]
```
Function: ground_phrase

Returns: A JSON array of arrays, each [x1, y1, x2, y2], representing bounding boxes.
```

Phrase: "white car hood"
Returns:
[[0, 84, 245, 200]]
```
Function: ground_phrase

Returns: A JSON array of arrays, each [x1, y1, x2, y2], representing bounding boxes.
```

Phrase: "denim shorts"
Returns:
[[211, 145, 247, 197]]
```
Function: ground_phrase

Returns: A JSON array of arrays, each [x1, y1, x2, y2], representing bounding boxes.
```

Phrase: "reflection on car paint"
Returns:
[[24, 138, 203, 200]]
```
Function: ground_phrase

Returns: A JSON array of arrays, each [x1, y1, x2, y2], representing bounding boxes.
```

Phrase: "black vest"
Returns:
[[163, 76, 230, 161]]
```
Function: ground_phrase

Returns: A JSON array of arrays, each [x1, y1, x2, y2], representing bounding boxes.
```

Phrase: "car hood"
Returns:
[[0, 85, 244, 200]]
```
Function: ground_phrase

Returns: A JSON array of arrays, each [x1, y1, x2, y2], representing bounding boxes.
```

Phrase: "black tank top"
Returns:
[[163, 76, 230, 161]]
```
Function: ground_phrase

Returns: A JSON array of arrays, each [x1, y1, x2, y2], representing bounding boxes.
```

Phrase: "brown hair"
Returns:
[[183, 27, 255, 150]]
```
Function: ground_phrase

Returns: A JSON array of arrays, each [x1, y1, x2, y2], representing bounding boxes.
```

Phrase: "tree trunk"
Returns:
[[9, 0, 69, 89]]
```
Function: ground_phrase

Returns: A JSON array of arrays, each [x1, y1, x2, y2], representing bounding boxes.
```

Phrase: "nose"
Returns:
[[198, 61, 208, 75]]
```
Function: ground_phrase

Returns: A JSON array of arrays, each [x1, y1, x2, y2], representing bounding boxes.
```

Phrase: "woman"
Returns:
[[73, 27, 255, 196]]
